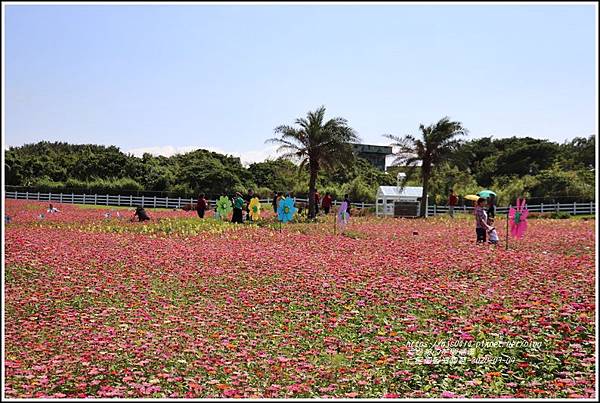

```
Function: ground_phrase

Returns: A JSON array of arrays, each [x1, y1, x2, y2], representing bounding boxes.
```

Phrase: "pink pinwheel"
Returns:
[[509, 198, 529, 239]]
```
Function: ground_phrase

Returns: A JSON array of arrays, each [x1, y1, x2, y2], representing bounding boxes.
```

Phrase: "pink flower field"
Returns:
[[3, 200, 596, 398]]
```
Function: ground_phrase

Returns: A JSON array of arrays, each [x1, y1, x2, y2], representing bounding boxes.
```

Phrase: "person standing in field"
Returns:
[[322, 192, 332, 214], [196, 193, 208, 218], [448, 189, 458, 217], [232, 192, 245, 224], [475, 198, 493, 244], [272, 192, 278, 213], [487, 194, 497, 219], [245, 188, 255, 221], [343, 194, 351, 216]]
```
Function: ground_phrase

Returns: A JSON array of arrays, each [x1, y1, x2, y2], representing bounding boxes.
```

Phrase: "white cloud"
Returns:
[[126, 145, 199, 158], [125, 145, 280, 166]]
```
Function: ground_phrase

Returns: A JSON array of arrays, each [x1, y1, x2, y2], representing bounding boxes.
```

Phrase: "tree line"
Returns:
[[5, 107, 595, 216]]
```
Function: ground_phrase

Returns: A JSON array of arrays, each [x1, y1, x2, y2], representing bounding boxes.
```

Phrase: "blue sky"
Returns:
[[4, 3, 597, 164]]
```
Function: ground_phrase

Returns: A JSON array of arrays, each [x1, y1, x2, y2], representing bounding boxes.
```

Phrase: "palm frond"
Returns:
[[398, 164, 419, 189]]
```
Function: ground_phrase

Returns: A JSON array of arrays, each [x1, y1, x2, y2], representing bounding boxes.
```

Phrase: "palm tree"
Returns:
[[267, 106, 360, 219], [384, 117, 468, 217]]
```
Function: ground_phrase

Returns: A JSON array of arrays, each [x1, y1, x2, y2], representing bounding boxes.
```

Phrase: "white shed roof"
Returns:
[[377, 186, 423, 198]]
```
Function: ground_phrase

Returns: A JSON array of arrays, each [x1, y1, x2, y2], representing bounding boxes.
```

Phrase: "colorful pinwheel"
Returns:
[[249, 197, 261, 221], [337, 201, 350, 231], [216, 196, 233, 220], [277, 197, 297, 223], [509, 198, 529, 239]]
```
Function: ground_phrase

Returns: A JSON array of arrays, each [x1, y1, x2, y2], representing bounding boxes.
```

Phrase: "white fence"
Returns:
[[427, 202, 596, 216], [3, 191, 372, 210], [4, 191, 595, 216]]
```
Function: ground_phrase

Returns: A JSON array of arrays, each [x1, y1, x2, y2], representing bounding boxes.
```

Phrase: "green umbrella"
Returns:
[[478, 189, 497, 198]]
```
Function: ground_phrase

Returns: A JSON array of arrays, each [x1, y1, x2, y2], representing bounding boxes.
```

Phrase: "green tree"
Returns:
[[248, 158, 302, 194], [384, 117, 468, 217], [557, 134, 595, 171], [529, 163, 595, 203], [427, 162, 480, 204], [268, 106, 360, 219]]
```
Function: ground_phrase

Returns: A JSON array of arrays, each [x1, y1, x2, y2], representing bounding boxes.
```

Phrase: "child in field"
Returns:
[[132, 206, 150, 222], [47, 203, 60, 213], [487, 217, 499, 245]]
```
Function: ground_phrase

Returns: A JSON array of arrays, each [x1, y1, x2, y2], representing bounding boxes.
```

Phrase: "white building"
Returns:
[[375, 185, 425, 217]]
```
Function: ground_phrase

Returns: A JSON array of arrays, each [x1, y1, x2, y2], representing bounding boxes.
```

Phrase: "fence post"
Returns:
[[142, 195, 145, 207], [49, 192, 52, 202], [557, 202, 560, 212], [71, 193, 74, 204], [60, 193, 63, 203], [106, 194, 109, 206], [166, 196, 169, 209], [118, 194, 121, 206], [37, 192, 40, 200], [541, 203, 544, 213], [95, 194, 97, 204], [154, 196, 157, 208], [573, 201, 577, 215], [130, 195, 133, 206]]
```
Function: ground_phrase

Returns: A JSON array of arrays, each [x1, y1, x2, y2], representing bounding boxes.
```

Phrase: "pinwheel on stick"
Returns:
[[248, 197, 261, 221], [215, 196, 233, 221], [277, 197, 297, 232], [506, 198, 529, 249], [335, 201, 350, 234]]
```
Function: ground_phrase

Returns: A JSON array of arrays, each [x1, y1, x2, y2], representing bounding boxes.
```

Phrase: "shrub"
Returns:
[[527, 212, 552, 219], [253, 187, 273, 199], [549, 212, 571, 219], [528, 212, 572, 219], [343, 178, 375, 203], [32, 177, 66, 192]]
